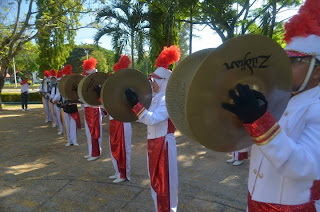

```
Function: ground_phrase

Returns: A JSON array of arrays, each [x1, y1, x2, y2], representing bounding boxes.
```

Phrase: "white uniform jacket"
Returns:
[[248, 86, 320, 208], [137, 95, 170, 139]]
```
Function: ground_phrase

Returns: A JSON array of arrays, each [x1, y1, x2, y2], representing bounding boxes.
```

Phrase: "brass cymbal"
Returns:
[[186, 34, 292, 152], [166, 48, 215, 141], [58, 75, 84, 100], [101, 68, 152, 122], [57, 75, 71, 99], [78, 72, 109, 106]]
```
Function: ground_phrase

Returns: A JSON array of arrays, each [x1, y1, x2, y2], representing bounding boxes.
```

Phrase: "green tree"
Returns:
[[200, 0, 302, 43], [14, 41, 39, 78], [36, 0, 83, 74], [65, 44, 115, 73], [177, 0, 201, 54], [95, 0, 149, 68], [0, 0, 88, 109], [145, 0, 182, 65]]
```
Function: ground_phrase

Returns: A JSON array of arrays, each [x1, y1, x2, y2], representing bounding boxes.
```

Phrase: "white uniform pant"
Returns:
[[50, 102, 57, 126], [43, 98, 51, 121], [55, 104, 63, 133], [232, 146, 251, 161], [147, 133, 178, 212], [64, 112, 77, 145], [109, 122, 132, 180]]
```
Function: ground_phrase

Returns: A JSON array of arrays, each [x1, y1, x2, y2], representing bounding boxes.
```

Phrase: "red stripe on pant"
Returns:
[[109, 119, 127, 179], [148, 137, 170, 212], [85, 107, 100, 157]]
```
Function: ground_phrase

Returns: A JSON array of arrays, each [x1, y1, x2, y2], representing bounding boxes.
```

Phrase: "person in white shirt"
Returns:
[[222, 0, 320, 210], [39, 70, 51, 122], [126, 45, 180, 212], [52, 70, 64, 135], [49, 69, 58, 128], [20, 77, 30, 111]]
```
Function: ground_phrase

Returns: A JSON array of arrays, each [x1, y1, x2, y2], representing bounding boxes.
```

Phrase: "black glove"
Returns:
[[222, 84, 268, 123], [93, 85, 102, 96], [125, 88, 139, 108], [72, 84, 78, 91]]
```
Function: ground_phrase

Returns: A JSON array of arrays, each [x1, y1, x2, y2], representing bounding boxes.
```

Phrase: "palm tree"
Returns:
[[95, 0, 149, 68]]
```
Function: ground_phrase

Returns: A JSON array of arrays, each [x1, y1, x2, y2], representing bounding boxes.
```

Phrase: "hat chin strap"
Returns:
[[296, 57, 316, 93]]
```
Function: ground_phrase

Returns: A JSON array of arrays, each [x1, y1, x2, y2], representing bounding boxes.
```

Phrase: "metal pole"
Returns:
[[13, 57, 17, 87]]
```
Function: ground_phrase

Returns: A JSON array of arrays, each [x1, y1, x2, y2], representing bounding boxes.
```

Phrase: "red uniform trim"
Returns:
[[311, 180, 320, 201], [247, 192, 316, 212], [69, 111, 81, 129], [243, 111, 280, 145], [148, 137, 170, 212], [167, 119, 175, 134], [132, 102, 146, 117], [84, 107, 101, 157], [109, 119, 127, 179]]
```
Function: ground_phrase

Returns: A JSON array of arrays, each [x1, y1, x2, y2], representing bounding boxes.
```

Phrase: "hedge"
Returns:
[[1, 92, 42, 102]]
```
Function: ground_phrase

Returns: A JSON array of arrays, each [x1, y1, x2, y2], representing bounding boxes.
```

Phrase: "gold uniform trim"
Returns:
[[255, 127, 281, 146], [251, 123, 279, 141]]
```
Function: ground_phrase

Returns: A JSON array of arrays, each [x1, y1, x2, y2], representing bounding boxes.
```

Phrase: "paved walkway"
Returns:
[[0, 105, 248, 211]]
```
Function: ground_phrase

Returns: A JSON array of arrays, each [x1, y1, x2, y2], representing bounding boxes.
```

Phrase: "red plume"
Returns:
[[63, 64, 72, 75], [44, 70, 50, 78], [57, 70, 63, 78], [284, 0, 320, 43], [113, 55, 131, 72], [83, 57, 97, 71], [50, 69, 56, 77], [155, 45, 181, 69]]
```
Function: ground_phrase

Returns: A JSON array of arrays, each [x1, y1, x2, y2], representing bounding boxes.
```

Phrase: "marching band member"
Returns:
[[125, 46, 180, 212], [108, 55, 132, 184], [222, 0, 320, 210], [52, 70, 64, 135], [49, 69, 58, 128], [62, 65, 81, 146], [20, 77, 30, 111], [82, 58, 103, 161], [39, 70, 51, 123]]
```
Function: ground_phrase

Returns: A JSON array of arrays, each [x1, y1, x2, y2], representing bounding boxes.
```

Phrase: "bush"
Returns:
[[1, 92, 42, 102]]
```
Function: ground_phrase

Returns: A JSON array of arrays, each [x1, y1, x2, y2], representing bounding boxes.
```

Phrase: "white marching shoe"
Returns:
[[45, 119, 51, 123], [233, 160, 244, 166], [113, 178, 126, 183], [109, 175, 117, 179], [73, 143, 79, 146], [57, 131, 63, 135], [83, 155, 90, 159], [87, 156, 100, 161], [226, 158, 236, 163], [65, 143, 71, 147]]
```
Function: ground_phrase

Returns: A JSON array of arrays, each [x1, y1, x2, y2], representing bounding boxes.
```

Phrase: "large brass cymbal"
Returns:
[[78, 72, 109, 106], [101, 68, 152, 122], [166, 49, 215, 141], [57, 75, 71, 99], [58, 75, 84, 100], [186, 34, 292, 152]]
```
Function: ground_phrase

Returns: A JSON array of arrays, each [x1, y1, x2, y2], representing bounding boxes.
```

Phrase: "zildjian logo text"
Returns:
[[223, 52, 271, 75]]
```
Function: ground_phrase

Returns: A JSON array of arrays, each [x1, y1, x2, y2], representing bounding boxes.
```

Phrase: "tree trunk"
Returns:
[[269, 0, 277, 38], [0, 65, 9, 110], [131, 32, 135, 68], [189, 8, 193, 55]]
